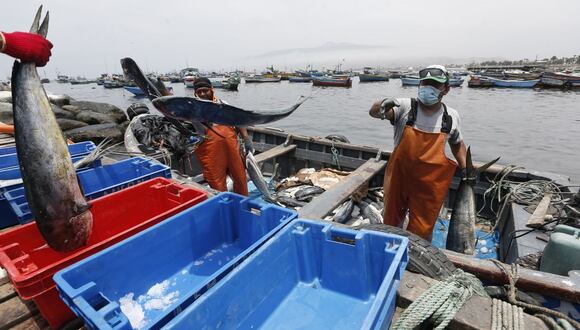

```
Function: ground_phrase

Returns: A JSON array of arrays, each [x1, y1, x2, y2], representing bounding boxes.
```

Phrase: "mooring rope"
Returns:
[[491, 298, 525, 330], [392, 269, 488, 330]]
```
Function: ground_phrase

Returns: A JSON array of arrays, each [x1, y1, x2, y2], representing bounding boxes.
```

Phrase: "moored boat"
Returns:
[[312, 76, 352, 87], [244, 75, 282, 83], [487, 77, 540, 88], [288, 76, 312, 83], [183, 75, 196, 88], [359, 73, 390, 82], [103, 80, 124, 89], [540, 71, 580, 89], [468, 75, 495, 88], [69, 76, 91, 85], [56, 75, 69, 83], [123, 86, 146, 96]]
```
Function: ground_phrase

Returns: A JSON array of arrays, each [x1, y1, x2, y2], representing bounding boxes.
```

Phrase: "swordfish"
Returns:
[[446, 147, 499, 255], [12, 6, 93, 252]]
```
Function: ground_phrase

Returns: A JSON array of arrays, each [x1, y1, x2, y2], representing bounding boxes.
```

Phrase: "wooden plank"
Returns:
[[444, 250, 580, 304], [10, 313, 49, 330], [0, 295, 38, 330], [527, 194, 552, 228], [298, 159, 386, 219], [0, 282, 17, 303], [254, 144, 296, 164], [396, 271, 549, 330]]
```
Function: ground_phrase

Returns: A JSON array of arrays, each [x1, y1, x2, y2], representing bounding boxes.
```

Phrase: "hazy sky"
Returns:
[[1, 0, 579, 78]]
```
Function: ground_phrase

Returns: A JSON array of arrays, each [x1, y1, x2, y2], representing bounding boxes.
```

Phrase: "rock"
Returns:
[[51, 104, 75, 119], [57, 118, 89, 131], [65, 123, 124, 143], [69, 100, 127, 123], [0, 91, 11, 103], [48, 94, 72, 107], [61, 105, 81, 114], [75, 110, 117, 125]]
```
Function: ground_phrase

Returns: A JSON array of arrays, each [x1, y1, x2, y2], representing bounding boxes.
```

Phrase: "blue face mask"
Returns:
[[417, 85, 441, 106]]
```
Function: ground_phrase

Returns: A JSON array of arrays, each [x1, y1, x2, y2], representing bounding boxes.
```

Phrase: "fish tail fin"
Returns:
[[30, 5, 43, 34], [476, 156, 501, 176], [466, 146, 474, 176], [38, 11, 49, 38]]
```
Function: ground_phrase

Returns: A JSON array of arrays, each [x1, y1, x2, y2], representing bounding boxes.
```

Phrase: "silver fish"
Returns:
[[12, 7, 92, 252], [295, 185, 325, 202], [246, 152, 275, 202], [359, 200, 383, 224], [332, 199, 354, 224], [446, 147, 499, 254], [276, 196, 306, 208]]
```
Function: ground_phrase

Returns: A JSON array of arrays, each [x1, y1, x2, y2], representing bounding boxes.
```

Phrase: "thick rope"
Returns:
[[392, 269, 488, 330], [491, 298, 524, 330], [490, 260, 580, 329]]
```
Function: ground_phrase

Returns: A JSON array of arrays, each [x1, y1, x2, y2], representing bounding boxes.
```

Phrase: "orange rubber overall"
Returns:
[[383, 124, 457, 240], [195, 124, 248, 196]]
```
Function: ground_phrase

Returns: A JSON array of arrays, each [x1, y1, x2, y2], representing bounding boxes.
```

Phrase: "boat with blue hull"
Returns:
[[487, 77, 540, 88]]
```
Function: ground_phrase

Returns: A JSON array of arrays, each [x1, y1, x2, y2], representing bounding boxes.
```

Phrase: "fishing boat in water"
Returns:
[[244, 75, 282, 83], [183, 75, 196, 88], [56, 75, 69, 83], [468, 75, 495, 88], [540, 71, 580, 89], [312, 76, 352, 87], [288, 76, 312, 83], [103, 80, 124, 89], [359, 67, 390, 82], [487, 77, 540, 88], [210, 77, 240, 91], [69, 76, 91, 85]]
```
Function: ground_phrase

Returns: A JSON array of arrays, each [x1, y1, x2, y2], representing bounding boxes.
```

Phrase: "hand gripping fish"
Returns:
[[12, 7, 92, 251], [446, 147, 499, 255]]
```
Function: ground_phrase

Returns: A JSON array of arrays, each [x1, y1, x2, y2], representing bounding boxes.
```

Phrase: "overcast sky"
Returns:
[[1, 0, 579, 78]]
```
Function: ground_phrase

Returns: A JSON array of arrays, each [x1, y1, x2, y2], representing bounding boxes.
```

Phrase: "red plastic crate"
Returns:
[[0, 177, 207, 329]]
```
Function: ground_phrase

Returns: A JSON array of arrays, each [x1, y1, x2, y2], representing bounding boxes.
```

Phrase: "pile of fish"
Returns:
[[0, 91, 128, 142], [271, 167, 386, 227]]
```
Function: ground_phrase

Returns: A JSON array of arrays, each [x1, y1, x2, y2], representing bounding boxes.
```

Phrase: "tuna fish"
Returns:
[[446, 147, 499, 254], [12, 7, 92, 252], [245, 152, 275, 202]]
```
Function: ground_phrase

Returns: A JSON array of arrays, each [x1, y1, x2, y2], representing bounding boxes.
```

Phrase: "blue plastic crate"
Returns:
[[53, 193, 297, 330], [2, 157, 170, 226], [165, 219, 409, 330], [0, 141, 96, 170], [0, 156, 102, 229]]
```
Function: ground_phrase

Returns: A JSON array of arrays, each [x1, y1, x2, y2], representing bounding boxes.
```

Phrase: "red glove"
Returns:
[[1, 31, 53, 67]]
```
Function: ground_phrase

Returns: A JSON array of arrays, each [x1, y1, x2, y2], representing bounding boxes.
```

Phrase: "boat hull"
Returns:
[[488, 77, 539, 88], [312, 77, 352, 87], [359, 74, 389, 82]]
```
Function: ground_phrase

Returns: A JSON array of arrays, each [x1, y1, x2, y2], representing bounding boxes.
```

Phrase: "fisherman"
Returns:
[[192, 77, 252, 195], [0, 30, 53, 134], [369, 65, 467, 240]]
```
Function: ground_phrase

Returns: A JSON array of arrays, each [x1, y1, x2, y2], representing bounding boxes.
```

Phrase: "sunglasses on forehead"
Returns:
[[419, 68, 449, 79]]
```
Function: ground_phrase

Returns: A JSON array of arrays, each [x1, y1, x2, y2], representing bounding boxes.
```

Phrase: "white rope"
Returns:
[[491, 298, 525, 330]]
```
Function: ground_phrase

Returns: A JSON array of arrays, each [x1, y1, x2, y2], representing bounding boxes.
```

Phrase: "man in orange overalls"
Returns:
[[369, 65, 467, 240], [192, 77, 250, 195]]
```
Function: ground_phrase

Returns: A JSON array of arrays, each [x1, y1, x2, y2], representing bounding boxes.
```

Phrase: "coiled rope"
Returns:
[[392, 269, 488, 330]]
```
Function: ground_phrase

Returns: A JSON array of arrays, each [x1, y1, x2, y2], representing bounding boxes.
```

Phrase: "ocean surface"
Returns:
[[45, 78, 580, 183]]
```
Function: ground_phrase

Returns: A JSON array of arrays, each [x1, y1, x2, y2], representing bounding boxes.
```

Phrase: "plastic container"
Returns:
[[3, 157, 170, 225], [54, 193, 297, 330], [0, 178, 208, 329], [540, 225, 580, 276], [164, 220, 409, 330], [0, 141, 96, 170], [0, 156, 102, 229]]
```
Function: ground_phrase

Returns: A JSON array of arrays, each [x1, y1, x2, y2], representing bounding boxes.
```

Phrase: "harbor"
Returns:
[[0, 2, 579, 330]]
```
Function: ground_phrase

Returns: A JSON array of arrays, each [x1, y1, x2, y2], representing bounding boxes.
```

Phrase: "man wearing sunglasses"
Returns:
[[369, 65, 467, 240], [192, 77, 252, 196]]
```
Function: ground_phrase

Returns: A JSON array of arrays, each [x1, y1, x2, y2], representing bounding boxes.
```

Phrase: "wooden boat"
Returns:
[[312, 76, 352, 87], [487, 77, 540, 88], [359, 73, 390, 82], [124, 86, 145, 96], [103, 80, 124, 89], [468, 75, 495, 88], [244, 76, 282, 83], [541, 72, 580, 89], [288, 76, 312, 83]]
